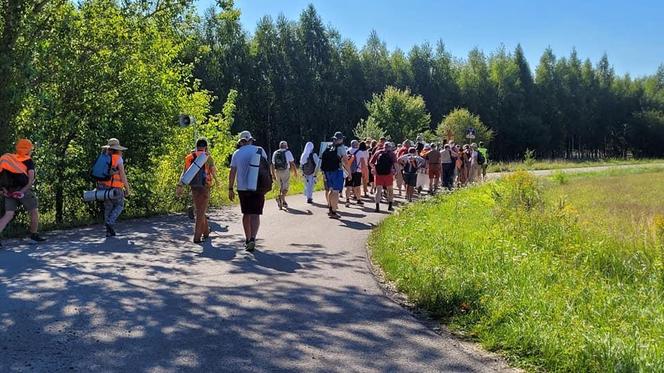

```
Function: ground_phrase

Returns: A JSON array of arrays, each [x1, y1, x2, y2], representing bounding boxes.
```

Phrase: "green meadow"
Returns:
[[370, 168, 664, 371]]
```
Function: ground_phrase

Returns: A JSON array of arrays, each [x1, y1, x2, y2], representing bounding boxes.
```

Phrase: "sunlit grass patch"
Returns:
[[370, 170, 664, 371]]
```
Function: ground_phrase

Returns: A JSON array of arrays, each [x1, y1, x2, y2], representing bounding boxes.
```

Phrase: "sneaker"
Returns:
[[329, 212, 341, 219], [105, 224, 116, 237], [307, 198, 314, 204], [30, 233, 46, 243], [345, 200, 351, 208], [246, 239, 256, 252], [276, 197, 283, 210], [282, 201, 289, 209], [193, 239, 203, 244], [356, 199, 364, 206], [388, 203, 394, 211]]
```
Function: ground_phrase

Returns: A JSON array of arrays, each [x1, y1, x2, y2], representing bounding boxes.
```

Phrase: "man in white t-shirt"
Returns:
[[344, 140, 365, 207], [229, 131, 268, 252], [271, 141, 297, 210]]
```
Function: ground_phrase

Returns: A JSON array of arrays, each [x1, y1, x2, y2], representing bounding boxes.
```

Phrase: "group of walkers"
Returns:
[[0, 131, 488, 253], [263, 132, 490, 218]]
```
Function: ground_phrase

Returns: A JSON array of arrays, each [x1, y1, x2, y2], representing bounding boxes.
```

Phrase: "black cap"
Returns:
[[196, 138, 208, 148]]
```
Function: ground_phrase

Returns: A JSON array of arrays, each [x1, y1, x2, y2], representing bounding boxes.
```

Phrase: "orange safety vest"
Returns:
[[101, 154, 125, 188], [0, 153, 30, 175], [185, 151, 212, 186]]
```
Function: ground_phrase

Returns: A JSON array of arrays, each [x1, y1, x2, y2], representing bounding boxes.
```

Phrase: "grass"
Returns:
[[369, 168, 664, 371], [487, 158, 664, 173]]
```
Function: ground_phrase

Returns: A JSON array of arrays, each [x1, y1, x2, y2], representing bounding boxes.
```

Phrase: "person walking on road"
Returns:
[[99, 138, 131, 237], [344, 140, 365, 207], [177, 138, 217, 244], [425, 144, 442, 194], [478, 141, 489, 182], [359, 142, 370, 198], [300, 141, 319, 204], [228, 131, 269, 252], [0, 139, 47, 248], [469, 143, 480, 183], [320, 132, 348, 219], [398, 147, 425, 202], [441, 143, 454, 190], [370, 142, 397, 212], [272, 141, 297, 210], [395, 140, 410, 196]]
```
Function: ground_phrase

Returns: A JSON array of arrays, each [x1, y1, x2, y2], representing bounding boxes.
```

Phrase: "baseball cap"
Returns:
[[332, 132, 345, 141], [239, 131, 254, 142]]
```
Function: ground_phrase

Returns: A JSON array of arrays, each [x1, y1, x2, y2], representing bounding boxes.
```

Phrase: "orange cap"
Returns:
[[15, 139, 33, 156]]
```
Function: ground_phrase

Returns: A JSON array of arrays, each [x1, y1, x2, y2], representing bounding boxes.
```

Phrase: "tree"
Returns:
[[354, 117, 385, 140], [12, 0, 212, 224], [364, 86, 430, 141], [437, 108, 493, 144]]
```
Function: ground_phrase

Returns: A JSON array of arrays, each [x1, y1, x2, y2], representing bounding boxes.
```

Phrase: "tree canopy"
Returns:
[[1, 0, 664, 230]]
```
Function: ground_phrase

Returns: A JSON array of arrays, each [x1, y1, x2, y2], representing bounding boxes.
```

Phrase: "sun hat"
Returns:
[[239, 131, 254, 142], [104, 138, 127, 151]]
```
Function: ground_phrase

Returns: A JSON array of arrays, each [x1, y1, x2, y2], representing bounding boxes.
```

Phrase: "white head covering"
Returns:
[[300, 142, 315, 165]]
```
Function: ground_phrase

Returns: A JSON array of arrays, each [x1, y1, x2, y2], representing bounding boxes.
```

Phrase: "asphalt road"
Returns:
[[0, 187, 515, 372]]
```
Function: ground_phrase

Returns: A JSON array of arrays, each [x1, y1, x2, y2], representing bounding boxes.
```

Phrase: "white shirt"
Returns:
[[231, 145, 268, 191]]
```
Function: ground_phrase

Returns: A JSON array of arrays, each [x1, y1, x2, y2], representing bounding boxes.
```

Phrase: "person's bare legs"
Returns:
[[0, 210, 16, 233], [330, 190, 340, 213], [28, 209, 39, 234], [242, 215, 252, 242], [387, 186, 394, 210], [250, 214, 260, 240]]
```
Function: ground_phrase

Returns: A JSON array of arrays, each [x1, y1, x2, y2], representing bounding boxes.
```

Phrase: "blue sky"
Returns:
[[195, 0, 663, 77]]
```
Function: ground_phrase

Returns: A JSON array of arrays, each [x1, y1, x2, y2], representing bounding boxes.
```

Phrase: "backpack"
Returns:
[[92, 152, 112, 181], [402, 156, 418, 174], [375, 152, 393, 175], [302, 153, 316, 176], [256, 148, 273, 195], [320, 145, 341, 172], [273, 149, 288, 170], [347, 149, 360, 173], [477, 151, 485, 165], [188, 152, 208, 187]]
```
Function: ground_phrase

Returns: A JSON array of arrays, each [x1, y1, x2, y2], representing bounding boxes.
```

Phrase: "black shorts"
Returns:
[[345, 172, 362, 188], [238, 191, 265, 215], [403, 173, 417, 187]]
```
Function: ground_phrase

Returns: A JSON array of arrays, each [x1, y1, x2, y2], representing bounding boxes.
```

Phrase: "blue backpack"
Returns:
[[92, 153, 112, 181]]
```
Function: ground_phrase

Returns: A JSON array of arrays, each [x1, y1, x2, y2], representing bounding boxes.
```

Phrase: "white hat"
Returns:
[[104, 138, 127, 151], [239, 131, 254, 142]]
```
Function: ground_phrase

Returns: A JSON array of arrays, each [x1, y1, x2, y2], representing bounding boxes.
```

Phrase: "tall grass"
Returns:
[[487, 158, 664, 173], [370, 170, 664, 371]]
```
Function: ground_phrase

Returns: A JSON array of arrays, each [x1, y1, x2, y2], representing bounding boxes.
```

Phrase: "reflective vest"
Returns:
[[100, 154, 124, 188], [0, 153, 30, 175], [185, 151, 212, 186]]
